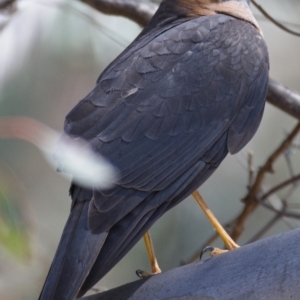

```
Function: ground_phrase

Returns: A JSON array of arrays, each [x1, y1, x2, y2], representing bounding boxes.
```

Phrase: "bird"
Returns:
[[39, 0, 269, 299]]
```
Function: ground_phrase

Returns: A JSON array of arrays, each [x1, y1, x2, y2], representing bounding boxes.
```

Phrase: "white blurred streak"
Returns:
[[0, 2, 45, 91], [53, 134, 116, 189], [0, 117, 117, 189]]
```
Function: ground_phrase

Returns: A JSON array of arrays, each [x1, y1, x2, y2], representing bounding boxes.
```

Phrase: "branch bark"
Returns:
[[267, 78, 300, 120], [80, 0, 157, 27], [80, 228, 300, 300], [229, 121, 300, 241], [0, 0, 15, 10]]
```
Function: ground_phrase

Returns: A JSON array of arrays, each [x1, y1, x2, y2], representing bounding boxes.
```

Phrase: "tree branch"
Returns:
[[261, 173, 300, 202], [80, 228, 300, 300], [229, 121, 300, 241], [80, 0, 157, 27], [251, 0, 300, 37], [0, 0, 15, 10], [267, 78, 300, 120]]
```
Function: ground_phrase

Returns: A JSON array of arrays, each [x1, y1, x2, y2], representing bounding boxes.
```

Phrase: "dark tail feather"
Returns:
[[39, 200, 108, 300]]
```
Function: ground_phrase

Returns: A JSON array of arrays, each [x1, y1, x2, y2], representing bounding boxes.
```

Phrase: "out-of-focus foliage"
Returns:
[[0, 2, 141, 298], [0, 167, 32, 261]]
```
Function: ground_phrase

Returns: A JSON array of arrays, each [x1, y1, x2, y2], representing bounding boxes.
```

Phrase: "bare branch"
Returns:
[[230, 121, 300, 241], [0, 0, 15, 10], [79, 0, 157, 27], [259, 201, 300, 219], [261, 173, 300, 202], [80, 228, 300, 300], [247, 150, 254, 188], [251, 0, 300, 37], [246, 214, 282, 243], [267, 79, 300, 120]]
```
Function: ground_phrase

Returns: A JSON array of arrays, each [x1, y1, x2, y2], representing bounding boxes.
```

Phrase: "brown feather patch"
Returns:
[[177, 0, 262, 35]]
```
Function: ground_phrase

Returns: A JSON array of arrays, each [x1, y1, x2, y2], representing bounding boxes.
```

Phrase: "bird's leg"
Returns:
[[136, 231, 161, 278], [192, 190, 239, 256]]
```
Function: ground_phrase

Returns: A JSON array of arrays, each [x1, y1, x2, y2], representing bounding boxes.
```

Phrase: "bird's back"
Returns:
[[40, 3, 269, 299]]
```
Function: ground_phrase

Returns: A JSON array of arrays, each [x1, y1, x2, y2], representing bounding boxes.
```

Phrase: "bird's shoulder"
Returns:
[[65, 14, 267, 140], [64, 13, 268, 193]]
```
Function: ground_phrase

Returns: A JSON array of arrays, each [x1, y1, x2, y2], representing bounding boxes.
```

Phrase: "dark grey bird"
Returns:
[[39, 0, 269, 298]]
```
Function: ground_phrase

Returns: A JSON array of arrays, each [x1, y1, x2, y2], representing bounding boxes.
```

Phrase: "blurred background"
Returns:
[[0, 0, 300, 299]]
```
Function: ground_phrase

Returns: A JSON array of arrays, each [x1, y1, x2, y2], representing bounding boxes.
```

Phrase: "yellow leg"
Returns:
[[143, 231, 161, 274], [192, 190, 239, 251]]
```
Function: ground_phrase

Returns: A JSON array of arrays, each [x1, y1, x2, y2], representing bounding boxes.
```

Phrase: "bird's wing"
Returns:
[[65, 15, 268, 228]]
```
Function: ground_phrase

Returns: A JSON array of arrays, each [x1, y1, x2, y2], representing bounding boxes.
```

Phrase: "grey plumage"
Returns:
[[39, 2, 269, 299]]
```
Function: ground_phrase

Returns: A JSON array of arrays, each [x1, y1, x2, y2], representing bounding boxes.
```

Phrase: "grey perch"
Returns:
[[81, 228, 300, 300]]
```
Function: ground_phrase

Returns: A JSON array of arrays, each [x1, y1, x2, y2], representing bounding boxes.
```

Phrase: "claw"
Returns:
[[200, 246, 228, 260], [200, 246, 215, 260], [136, 269, 151, 279], [192, 191, 239, 251]]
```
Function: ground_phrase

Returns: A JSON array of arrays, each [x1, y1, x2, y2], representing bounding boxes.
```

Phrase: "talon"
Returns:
[[192, 191, 240, 251], [200, 246, 229, 259], [136, 269, 151, 279], [210, 247, 228, 256], [200, 246, 215, 260]]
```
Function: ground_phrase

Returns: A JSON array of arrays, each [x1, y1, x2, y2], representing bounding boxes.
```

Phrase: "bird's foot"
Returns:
[[136, 268, 161, 279], [136, 269, 151, 279], [192, 191, 240, 251], [200, 245, 241, 260]]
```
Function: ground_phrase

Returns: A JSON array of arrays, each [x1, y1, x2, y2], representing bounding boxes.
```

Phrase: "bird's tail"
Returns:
[[39, 200, 107, 300]]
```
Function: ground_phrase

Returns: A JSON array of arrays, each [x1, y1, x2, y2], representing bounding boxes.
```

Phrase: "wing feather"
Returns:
[[65, 15, 269, 232]]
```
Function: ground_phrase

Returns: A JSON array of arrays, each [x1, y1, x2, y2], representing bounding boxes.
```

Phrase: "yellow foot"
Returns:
[[200, 246, 234, 260], [136, 269, 161, 279], [192, 191, 240, 251]]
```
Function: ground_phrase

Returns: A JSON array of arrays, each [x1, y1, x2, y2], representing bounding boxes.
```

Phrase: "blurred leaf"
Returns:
[[0, 174, 31, 261]]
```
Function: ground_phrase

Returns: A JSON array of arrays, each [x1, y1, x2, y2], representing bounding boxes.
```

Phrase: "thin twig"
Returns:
[[36, 0, 128, 47], [260, 173, 300, 202], [258, 202, 300, 220], [247, 150, 254, 188], [229, 122, 300, 241], [0, 0, 15, 10], [246, 214, 282, 244], [284, 149, 295, 178], [246, 121, 300, 196], [179, 122, 300, 263], [80, 0, 157, 27], [251, 0, 300, 37]]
